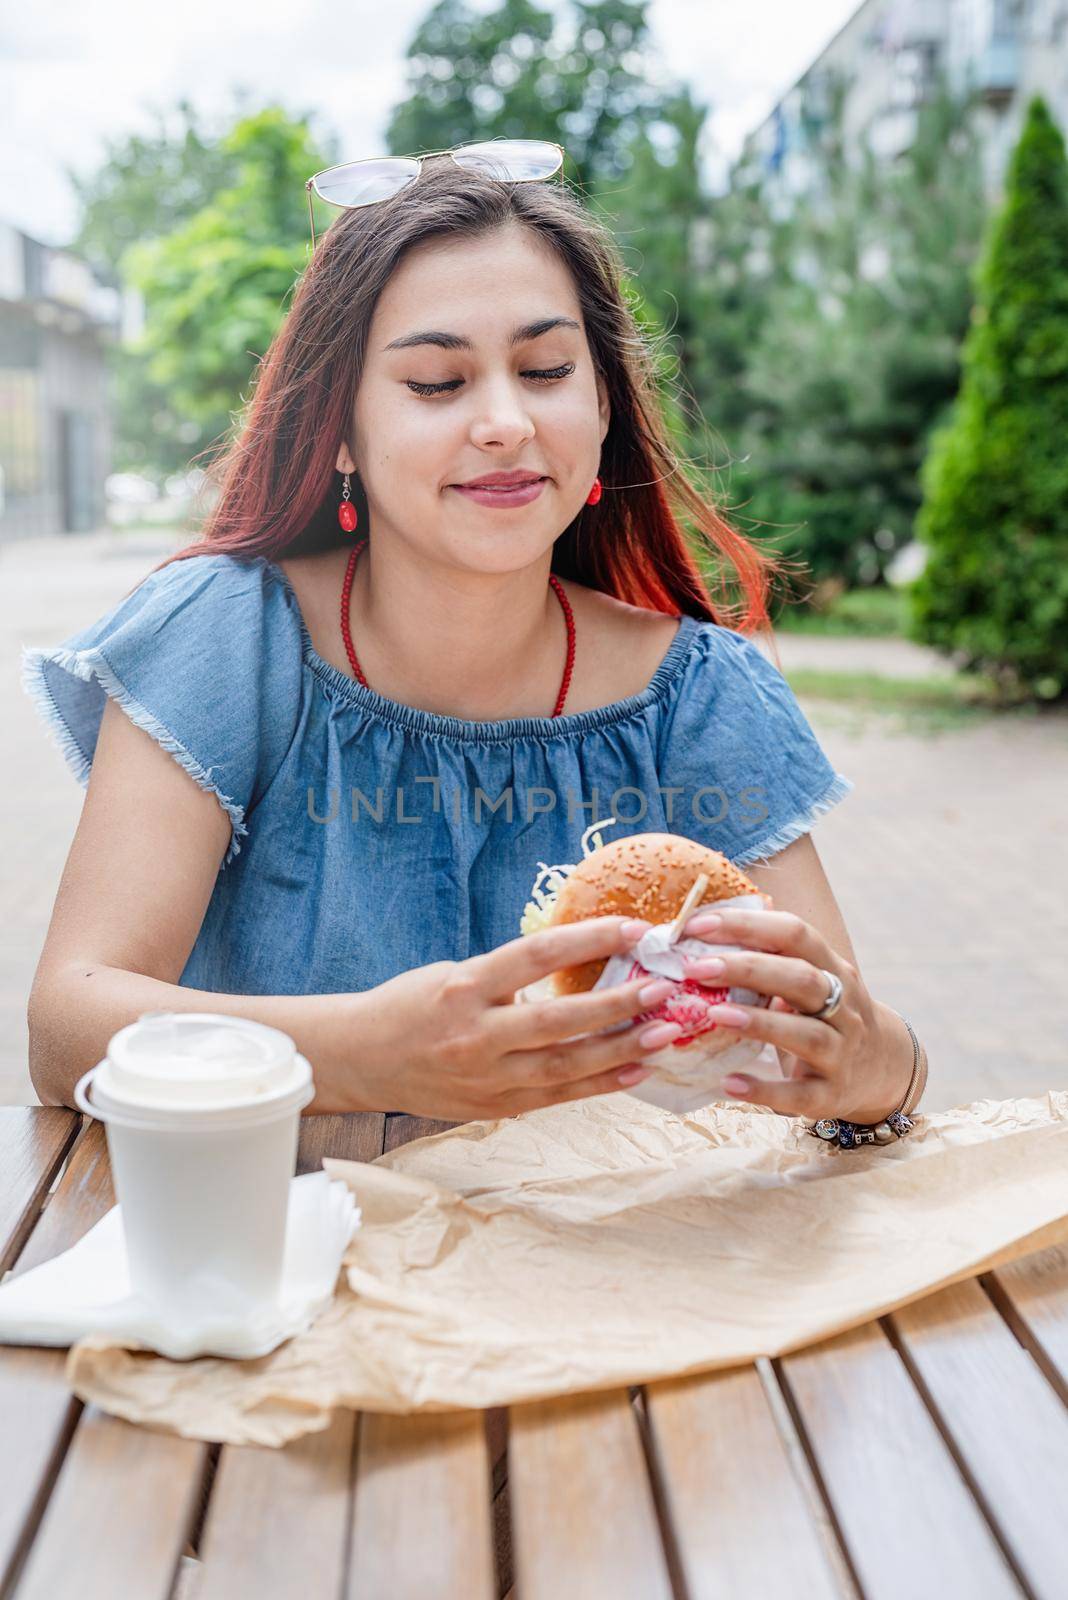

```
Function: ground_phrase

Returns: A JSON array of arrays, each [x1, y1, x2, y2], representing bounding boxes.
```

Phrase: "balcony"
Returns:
[[975, 38, 1018, 103]]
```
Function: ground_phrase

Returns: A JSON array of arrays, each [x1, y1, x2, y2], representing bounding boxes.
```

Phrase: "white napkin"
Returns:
[[0, 1171, 360, 1361]]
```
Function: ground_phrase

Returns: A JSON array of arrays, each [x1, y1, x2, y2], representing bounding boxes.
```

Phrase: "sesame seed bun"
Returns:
[[540, 832, 769, 997]]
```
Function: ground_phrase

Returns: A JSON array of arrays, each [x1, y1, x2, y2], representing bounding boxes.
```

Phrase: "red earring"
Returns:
[[585, 476, 602, 506], [338, 472, 358, 533]]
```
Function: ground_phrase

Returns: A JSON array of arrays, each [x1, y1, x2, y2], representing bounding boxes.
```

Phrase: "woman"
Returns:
[[22, 147, 923, 1131]]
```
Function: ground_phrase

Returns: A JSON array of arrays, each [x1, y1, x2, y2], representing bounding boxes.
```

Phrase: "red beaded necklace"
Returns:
[[340, 536, 576, 717]]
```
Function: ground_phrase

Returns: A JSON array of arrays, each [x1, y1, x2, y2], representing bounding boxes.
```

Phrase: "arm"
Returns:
[[743, 832, 859, 965], [742, 833, 916, 1117], [27, 697, 373, 1114]]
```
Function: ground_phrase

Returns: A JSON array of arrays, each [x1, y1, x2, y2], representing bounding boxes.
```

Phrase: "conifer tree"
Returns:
[[910, 97, 1068, 701]]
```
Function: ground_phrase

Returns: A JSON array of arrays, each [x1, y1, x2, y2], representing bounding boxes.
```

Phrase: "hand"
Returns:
[[676, 906, 915, 1125], [351, 916, 690, 1121]]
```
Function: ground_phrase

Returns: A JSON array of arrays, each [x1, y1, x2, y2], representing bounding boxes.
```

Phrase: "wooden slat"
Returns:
[[987, 1242, 1068, 1397], [0, 1122, 115, 1592], [375, 1120, 512, 1596], [1, 1116, 207, 1597], [178, 1113, 384, 1595], [11, 1409, 209, 1600], [780, 1321, 1025, 1600], [12, 1121, 113, 1275], [194, 1410, 356, 1600], [478, 1406, 513, 1599], [0, 1108, 81, 1274], [297, 1111, 385, 1174], [887, 1277, 1068, 1600], [383, 1113, 460, 1153], [509, 1390, 673, 1600], [346, 1410, 496, 1599], [0, 1349, 81, 1596], [644, 1364, 847, 1600]]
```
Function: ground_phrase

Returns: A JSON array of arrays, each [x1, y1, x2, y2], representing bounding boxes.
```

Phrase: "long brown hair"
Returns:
[[150, 158, 795, 636]]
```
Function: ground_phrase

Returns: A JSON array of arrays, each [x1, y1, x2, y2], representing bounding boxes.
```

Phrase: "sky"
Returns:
[[1, 0, 861, 248]]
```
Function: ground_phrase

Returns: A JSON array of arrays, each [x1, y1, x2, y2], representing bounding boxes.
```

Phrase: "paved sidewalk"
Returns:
[[772, 631, 960, 679], [3, 530, 1066, 1110]]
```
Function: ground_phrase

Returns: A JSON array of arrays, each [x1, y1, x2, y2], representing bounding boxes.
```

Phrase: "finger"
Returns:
[[490, 973, 679, 1050], [701, 1000, 844, 1071], [682, 908, 852, 982], [680, 948, 839, 1018], [470, 916, 652, 1004], [503, 1058, 660, 1117], [720, 1070, 826, 1119], [504, 1010, 686, 1092]]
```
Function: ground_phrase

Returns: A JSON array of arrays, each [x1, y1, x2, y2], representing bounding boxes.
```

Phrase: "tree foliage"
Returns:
[[386, 0, 674, 182], [117, 108, 329, 471], [71, 98, 241, 278], [908, 96, 1068, 701], [700, 80, 987, 598]]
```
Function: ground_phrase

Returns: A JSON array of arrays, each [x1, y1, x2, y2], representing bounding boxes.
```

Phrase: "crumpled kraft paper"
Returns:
[[64, 1090, 1068, 1447]]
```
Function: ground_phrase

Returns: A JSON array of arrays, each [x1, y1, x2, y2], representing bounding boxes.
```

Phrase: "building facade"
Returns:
[[741, 0, 1068, 208], [0, 224, 123, 541]]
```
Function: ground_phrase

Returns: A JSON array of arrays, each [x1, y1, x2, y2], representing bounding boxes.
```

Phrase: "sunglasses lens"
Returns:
[[313, 158, 420, 207], [451, 140, 562, 180]]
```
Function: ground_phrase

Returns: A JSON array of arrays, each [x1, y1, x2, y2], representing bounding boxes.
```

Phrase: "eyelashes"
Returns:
[[405, 363, 576, 397]]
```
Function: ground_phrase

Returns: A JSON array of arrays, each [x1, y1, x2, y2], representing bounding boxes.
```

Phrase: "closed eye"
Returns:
[[406, 363, 576, 397]]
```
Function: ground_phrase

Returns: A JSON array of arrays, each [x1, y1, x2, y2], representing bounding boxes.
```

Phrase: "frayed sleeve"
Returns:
[[19, 554, 302, 870], [662, 623, 855, 867]]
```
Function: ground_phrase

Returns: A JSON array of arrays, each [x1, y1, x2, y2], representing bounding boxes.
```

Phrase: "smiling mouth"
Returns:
[[454, 477, 547, 491]]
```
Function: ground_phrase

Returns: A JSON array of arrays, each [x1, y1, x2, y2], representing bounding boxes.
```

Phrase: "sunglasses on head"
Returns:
[[304, 138, 565, 248]]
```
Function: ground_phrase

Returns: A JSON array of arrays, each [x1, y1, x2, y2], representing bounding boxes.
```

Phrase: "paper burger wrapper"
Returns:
[[517, 893, 786, 1116]]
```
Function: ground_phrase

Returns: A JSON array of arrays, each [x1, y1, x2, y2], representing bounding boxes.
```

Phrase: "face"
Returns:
[[340, 223, 611, 575]]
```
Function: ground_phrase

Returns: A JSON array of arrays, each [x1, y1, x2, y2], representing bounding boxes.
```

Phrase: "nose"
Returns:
[[469, 376, 536, 450]]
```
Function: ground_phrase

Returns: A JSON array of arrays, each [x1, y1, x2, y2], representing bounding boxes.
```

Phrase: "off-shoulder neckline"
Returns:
[[253, 554, 702, 744]]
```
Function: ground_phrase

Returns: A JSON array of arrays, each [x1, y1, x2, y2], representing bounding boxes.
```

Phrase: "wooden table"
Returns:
[[2, 1106, 1068, 1600]]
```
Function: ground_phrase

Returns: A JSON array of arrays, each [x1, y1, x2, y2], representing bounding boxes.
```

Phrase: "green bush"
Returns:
[[908, 97, 1068, 703]]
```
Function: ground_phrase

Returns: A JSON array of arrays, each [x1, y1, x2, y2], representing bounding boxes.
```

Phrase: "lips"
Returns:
[[457, 474, 545, 489], [450, 477, 548, 507]]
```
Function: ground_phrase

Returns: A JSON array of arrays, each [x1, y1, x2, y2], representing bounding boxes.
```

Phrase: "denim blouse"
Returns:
[[21, 552, 853, 999]]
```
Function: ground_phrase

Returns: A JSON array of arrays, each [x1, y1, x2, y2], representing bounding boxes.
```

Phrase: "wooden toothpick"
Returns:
[[668, 872, 710, 945]]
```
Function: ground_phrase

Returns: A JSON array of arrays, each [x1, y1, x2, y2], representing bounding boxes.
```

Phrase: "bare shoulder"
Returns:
[[556, 578, 684, 706], [557, 575, 681, 640], [273, 547, 347, 609], [273, 548, 351, 667]]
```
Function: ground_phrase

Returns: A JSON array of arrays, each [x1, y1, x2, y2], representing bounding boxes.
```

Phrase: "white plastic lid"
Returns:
[[90, 1012, 310, 1117]]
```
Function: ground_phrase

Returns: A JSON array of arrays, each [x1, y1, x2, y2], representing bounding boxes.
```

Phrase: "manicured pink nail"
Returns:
[[714, 1006, 750, 1028], [688, 956, 726, 977], [638, 978, 676, 1006], [723, 1075, 751, 1095], [639, 1021, 684, 1049], [618, 1064, 654, 1086], [621, 918, 652, 940], [687, 912, 722, 933]]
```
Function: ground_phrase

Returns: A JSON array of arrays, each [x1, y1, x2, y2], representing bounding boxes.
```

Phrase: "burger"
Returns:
[[518, 823, 776, 1096]]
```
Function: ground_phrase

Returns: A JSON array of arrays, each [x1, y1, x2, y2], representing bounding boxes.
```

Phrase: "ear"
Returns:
[[336, 443, 356, 474], [596, 371, 611, 445]]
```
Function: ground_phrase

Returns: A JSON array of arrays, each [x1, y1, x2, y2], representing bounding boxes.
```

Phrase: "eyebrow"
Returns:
[[382, 315, 581, 354]]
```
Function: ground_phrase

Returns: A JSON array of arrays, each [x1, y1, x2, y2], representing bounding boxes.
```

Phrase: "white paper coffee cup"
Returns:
[[74, 1012, 314, 1329]]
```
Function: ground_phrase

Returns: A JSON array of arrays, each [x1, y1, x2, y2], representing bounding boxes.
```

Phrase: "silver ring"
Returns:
[[808, 968, 843, 1020]]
